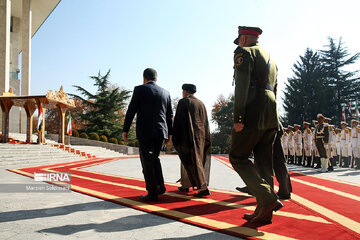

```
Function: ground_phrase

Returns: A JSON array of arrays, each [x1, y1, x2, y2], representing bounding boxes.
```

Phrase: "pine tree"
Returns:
[[283, 48, 327, 124], [320, 37, 360, 124], [70, 69, 131, 138], [211, 94, 234, 153]]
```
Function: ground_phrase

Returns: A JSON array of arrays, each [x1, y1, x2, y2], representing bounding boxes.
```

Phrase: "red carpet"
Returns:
[[8, 156, 360, 240]]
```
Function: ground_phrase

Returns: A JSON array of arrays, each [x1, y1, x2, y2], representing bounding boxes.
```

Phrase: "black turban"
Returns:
[[182, 84, 197, 94]]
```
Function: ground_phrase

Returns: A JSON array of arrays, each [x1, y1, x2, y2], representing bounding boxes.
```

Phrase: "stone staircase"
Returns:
[[0, 133, 126, 168], [0, 144, 86, 167]]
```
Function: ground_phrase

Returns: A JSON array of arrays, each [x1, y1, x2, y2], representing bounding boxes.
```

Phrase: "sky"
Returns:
[[29, 0, 360, 131]]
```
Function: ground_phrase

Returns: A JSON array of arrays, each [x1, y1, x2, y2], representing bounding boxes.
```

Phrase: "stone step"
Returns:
[[0, 158, 85, 167], [1, 155, 85, 161], [0, 152, 82, 158]]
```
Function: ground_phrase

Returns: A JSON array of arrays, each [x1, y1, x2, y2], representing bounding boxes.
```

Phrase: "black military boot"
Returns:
[[314, 157, 321, 168], [306, 156, 312, 167], [298, 156, 303, 166], [343, 157, 350, 168], [328, 158, 334, 171], [334, 155, 339, 166], [355, 158, 360, 170]]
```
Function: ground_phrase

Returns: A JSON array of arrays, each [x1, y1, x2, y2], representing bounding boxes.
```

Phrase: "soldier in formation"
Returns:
[[282, 117, 360, 171]]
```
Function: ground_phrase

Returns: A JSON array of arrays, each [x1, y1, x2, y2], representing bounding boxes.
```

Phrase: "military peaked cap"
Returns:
[[233, 26, 263, 44]]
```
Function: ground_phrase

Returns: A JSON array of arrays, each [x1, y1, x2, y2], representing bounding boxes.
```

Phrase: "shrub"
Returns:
[[72, 129, 79, 137], [128, 140, 139, 147], [89, 132, 100, 141], [211, 146, 221, 154], [100, 135, 108, 142], [109, 137, 118, 144], [79, 132, 88, 139], [118, 141, 125, 145]]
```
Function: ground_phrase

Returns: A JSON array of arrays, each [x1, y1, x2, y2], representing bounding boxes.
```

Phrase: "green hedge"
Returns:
[[100, 135, 108, 142], [79, 132, 88, 139], [109, 137, 118, 144], [72, 129, 79, 137], [89, 132, 100, 141]]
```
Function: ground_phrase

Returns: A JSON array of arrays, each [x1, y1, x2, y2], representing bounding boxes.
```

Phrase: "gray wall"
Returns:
[[45, 134, 139, 155]]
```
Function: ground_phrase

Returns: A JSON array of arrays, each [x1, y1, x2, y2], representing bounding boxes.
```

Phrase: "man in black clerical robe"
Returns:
[[173, 84, 211, 197]]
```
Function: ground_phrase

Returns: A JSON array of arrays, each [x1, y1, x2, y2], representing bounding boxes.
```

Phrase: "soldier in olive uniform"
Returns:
[[314, 114, 330, 173], [230, 26, 282, 224]]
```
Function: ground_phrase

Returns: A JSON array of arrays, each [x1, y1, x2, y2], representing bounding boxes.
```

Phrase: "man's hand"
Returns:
[[122, 132, 128, 142], [164, 135, 172, 145], [234, 123, 244, 133]]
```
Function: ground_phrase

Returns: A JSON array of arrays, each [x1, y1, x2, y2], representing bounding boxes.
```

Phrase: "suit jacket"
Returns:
[[233, 44, 279, 130], [123, 81, 173, 140]]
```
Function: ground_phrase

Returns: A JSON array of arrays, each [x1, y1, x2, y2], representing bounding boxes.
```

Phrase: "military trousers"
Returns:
[[273, 130, 292, 195], [229, 127, 278, 206]]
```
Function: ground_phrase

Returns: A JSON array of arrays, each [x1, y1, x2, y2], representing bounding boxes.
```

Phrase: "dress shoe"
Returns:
[[276, 193, 291, 200], [243, 206, 260, 221], [235, 186, 254, 196], [250, 200, 283, 224], [178, 186, 190, 193], [139, 194, 158, 201], [157, 186, 166, 195], [194, 189, 211, 197]]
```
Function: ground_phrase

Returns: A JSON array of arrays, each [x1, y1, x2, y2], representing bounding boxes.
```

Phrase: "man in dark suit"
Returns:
[[122, 68, 173, 201]]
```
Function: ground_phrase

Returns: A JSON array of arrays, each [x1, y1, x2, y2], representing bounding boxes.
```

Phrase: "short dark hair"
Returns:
[[143, 68, 157, 81]]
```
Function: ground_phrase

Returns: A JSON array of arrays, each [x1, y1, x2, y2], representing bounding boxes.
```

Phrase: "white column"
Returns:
[[10, 17, 21, 133], [0, 0, 11, 94], [21, 0, 31, 96], [20, 0, 32, 133], [0, 0, 11, 133], [10, 17, 20, 79]]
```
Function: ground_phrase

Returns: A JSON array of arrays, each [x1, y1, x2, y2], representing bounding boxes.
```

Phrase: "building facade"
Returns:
[[0, 0, 60, 133]]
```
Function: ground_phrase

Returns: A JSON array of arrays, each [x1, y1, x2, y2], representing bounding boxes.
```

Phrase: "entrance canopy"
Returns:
[[0, 86, 75, 143]]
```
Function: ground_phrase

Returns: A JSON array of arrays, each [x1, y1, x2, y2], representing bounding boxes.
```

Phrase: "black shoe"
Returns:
[[236, 186, 254, 196], [139, 194, 158, 201], [277, 193, 291, 200], [250, 200, 283, 224], [194, 189, 211, 197], [157, 186, 166, 195], [178, 186, 190, 193]]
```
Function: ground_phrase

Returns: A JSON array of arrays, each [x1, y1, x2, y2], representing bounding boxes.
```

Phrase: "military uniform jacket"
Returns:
[[303, 128, 312, 148], [351, 127, 358, 146], [315, 123, 329, 144], [340, 129, 350, 144], [315, 123, 329, 158], [294, 130, 303, 148], [233, 44, 278, 130]]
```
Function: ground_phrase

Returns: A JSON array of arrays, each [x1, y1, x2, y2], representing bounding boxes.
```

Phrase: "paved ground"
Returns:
[[1, 152, 359, 240]]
